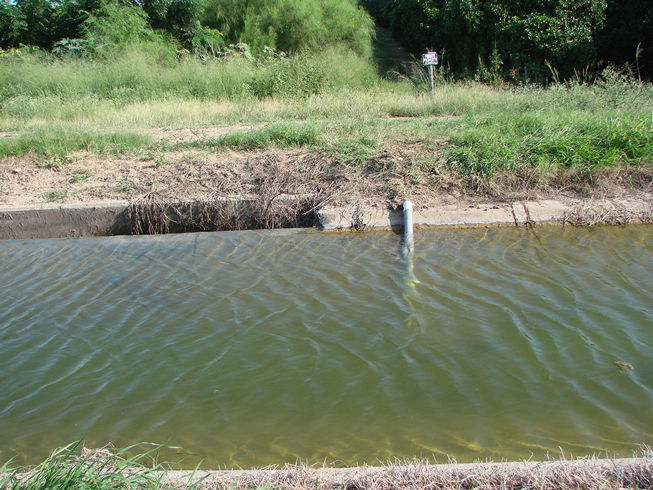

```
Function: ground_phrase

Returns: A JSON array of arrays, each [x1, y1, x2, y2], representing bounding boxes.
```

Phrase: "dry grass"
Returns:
[[126, 197, 318, 234], [163, 451, 653, 489], [564, 198, 653, 226]]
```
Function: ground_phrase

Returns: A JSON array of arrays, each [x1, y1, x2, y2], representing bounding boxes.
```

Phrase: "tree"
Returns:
[[201, 0, 373, 57], [597, 0, 652, 78], [14, 0, 53, 48], [140, 0, 201, 46], [50, 0, 104, 43], [362, 0, 608, 80], [0, 0, 27, 49]]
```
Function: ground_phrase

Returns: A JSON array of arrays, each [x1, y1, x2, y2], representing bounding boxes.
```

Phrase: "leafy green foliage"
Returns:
[[140, 0, 202, 46], [83, 3, 159, 48], [50, 0, 104, 44], [52, 38, 91, 57], [363, 0, 611, 80], [596, 0, 653, 79], [201, 0, 374, 57], [0, 0, 28, 49]]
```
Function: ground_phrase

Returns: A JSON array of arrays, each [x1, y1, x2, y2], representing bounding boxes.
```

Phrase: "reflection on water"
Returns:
[[0, 225, 652, 468]]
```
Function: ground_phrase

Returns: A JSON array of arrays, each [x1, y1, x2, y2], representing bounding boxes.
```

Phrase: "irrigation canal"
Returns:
[[0, 225, 651, 467]]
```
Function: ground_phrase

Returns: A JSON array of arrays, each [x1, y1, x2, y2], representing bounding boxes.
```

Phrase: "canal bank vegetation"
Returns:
[[0, 441, 175, 489], [0, 71, 651, 207], [1, 441, 652, 489], [0, 0, 652, 211]]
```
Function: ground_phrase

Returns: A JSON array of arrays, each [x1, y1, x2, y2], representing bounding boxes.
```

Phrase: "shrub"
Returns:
[[201, 0, 374, 58]]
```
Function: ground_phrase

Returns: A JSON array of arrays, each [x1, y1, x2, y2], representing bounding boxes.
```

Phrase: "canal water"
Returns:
[[0, 226, 651, 468]]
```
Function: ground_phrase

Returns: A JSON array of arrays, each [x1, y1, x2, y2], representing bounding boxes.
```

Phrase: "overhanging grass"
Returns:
[[2, 442, 651, 489]]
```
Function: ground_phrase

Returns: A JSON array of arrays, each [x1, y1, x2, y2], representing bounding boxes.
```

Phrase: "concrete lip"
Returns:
[[317, 197, 652, 231], [0, 201, 131, 240], [1, 197, 651, 240]]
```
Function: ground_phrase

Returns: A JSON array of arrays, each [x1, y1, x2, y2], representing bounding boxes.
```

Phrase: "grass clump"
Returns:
[[201, 122, 321, 150], [0, 441, 176, 489], [43, 189, 67, 202], [445, 108, 652, 178], [0, 127, 151, 158]]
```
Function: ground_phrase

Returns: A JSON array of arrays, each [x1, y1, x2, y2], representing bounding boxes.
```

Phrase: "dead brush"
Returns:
[[564, 199, 653, 226], [125, 155, 358, 235], [127, 195, 253, 235]]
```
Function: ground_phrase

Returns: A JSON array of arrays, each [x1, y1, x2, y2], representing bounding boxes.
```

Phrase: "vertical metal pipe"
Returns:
[[403, 200, 413, 237]]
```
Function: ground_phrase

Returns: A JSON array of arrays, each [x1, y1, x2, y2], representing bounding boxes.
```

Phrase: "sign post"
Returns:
[[421, 51, 439, 93]]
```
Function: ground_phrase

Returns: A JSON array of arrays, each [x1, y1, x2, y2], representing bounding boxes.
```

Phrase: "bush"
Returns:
[[248, 53, 330, 98], [81, 2, 175, 58], [201, 0, 374, 58]]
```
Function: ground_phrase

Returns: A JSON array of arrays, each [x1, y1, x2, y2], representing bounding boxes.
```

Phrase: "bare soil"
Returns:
[[143, 124, 259, 144]]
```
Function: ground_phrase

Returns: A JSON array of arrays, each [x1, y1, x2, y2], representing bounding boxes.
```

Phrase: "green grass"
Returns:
[[43, 189, 67, 202], [0, 47, 378, 102], [447, 111, 653, 177], [0, 126, 151, 158], [0, 48, 651, 191], [69, 170, 93, 183], [0, 441, 177, 489], [197, 122, 321, 150]]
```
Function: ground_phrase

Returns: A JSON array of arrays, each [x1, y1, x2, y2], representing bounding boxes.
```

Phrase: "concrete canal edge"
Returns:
[[0, 197, 651, 240], [157, 456, 653, 488], [317, 197, 653, 231], [0, 201, 132, 240]]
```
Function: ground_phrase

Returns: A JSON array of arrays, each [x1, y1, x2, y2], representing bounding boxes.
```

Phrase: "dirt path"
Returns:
[[143, 125, 260, 144], [373, 26, 415, 75]]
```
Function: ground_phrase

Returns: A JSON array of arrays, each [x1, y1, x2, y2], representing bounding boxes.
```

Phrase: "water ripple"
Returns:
[[0, 226, 651, 467]]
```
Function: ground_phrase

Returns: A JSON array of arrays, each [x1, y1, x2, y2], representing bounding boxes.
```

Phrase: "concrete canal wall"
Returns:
[[0, 197, 651, 240]]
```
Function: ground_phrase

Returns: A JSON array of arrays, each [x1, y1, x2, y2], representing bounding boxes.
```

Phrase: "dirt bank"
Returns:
[[1, 143, 651, 238]]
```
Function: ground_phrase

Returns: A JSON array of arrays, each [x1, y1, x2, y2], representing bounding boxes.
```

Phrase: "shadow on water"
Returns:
[[399, 234, 418, 289], [399, 232, 422, 334]]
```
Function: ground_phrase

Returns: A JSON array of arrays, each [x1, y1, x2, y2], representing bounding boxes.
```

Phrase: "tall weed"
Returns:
[[0, 48, 378, 102]]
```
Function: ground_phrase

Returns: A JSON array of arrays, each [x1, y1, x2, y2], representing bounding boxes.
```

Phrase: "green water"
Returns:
[[0, 226, 651, 468]]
